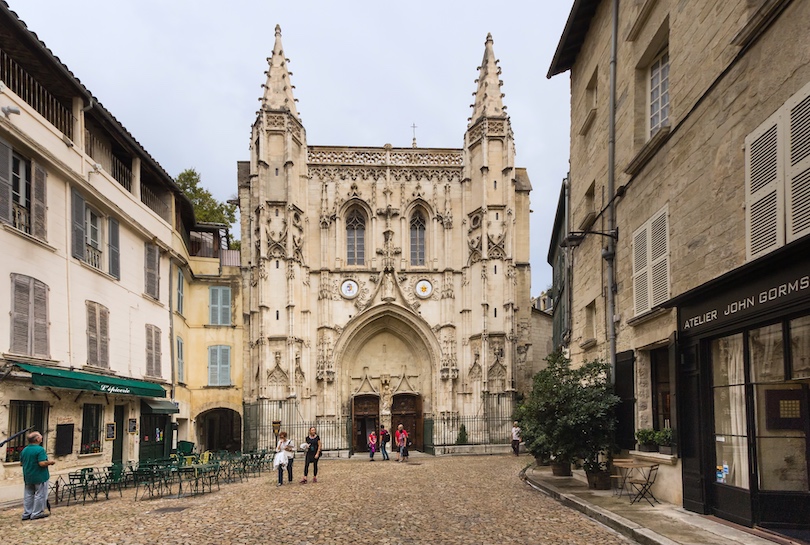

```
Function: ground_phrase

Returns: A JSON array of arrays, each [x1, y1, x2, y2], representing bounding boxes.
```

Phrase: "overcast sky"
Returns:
[[10, 1, 572, 294]]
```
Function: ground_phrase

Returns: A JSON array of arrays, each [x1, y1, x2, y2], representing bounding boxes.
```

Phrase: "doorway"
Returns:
[[112, 405, 124, 464], [352, 395, 379, 452], [391, 393, 422, 451]]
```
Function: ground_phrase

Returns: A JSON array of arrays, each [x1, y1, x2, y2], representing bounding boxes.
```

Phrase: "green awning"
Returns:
[[14, 363, 167, 398], [141, 399, 179, 414]]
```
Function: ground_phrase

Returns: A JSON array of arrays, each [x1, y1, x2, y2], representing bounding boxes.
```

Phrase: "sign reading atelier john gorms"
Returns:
[[678, 253, 810, 336]]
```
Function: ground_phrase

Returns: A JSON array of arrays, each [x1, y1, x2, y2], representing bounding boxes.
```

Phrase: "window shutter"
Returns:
[[144, 243, 159, 299], [10, 274, 31, 354], [0, 138, 11, 224], [98, 306, 109, 368], [153, 326, 162, 378], [72, 189, 86, 260], [32, 279, 49, 358], [221, 287, 231, 326], [209, 287, 219, 325], [632, 226, 649, 315], [745, 112, 784, 260], [145, 325, 154, 376], [208, 346, 219, 386], [32, 163, 47, 240], [649, 209, 669, 307], [176, 337, 184, 383], [176, 269, 184, 315], [108, 218, 120, 279], [220, 346, 231, 386], [87, 302, 99, 366], [786, 83, 810, 243]]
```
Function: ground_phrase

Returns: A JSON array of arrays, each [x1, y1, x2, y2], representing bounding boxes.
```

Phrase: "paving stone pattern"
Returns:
[[0, 455, 633, 545]]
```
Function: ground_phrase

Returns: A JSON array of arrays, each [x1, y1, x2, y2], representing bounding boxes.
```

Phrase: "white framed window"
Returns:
[[10, 273, 49, 358], [0, 139, 47, 239], [346, 208, 366, 266], [208, 345, 231, 386], [410, 210, 426, 265], [745, 81, 810, 260], [176, 336, 185, 383], [145, 324, 162, 377], [209, 286, 231, 325], [176, 269, 184, 315], [649, 49, 670, 136], [71, 189, 120, 278], [632, 206, 670, 316], [86, 301, 109, 368]]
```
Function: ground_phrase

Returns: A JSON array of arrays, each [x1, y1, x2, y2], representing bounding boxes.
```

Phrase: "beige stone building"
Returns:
[[239, 27, 533, 454], [549, 0, 810, 531]]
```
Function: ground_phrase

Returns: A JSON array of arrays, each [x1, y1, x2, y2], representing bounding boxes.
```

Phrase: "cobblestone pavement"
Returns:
[[0, 454, 634, 545]]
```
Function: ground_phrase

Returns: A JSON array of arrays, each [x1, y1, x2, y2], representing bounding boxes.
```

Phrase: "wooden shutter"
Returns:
[[221, 287, 231, 326], [220, 346, 231, 386], [87, 302, 99, 366], [144, 243, 159, 299], [209, 286, 219, 325], [32, 279, 49, 358], [208, 346, 219, 386], [32, 163, 47, 240], [108, 218, 120, 279], [786, 82, 810, 243], [98, 306, 109, 368], [153, 326, 162, 378], [145, 325, 155, 376], [0, 138, 11, 224], [176, 337, 184, 383], [649, 208, 669, 307], [10, 274, 31, 354], [72, 189, 86, 260], [745, 110, 784, 260], [176, 269, 184, 314], [632, 225, 649, 315]]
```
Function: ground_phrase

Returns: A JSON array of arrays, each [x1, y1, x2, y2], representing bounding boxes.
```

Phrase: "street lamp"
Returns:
[[559, 228, 619, 248]]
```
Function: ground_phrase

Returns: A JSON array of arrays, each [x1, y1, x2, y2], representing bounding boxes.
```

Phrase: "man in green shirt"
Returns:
[[20, 431, 55, 521]]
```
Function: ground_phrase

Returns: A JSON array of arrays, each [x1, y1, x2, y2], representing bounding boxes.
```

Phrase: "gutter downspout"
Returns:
[[605, 0, 619, 383]]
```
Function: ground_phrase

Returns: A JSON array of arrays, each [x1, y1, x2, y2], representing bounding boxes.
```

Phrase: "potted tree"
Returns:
[[656, 428, 674, 455], [635, 428, 658, 452], [517, 352, 619, 484]]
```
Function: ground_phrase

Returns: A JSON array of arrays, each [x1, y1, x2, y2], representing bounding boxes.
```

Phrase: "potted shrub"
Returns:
[[656, 428, 674, 455], [516, 352, 619, 484], [635, 428, 658, 452]]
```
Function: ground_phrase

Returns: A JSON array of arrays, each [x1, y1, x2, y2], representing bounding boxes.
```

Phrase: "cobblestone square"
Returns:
[[1, 455, 633, 545]]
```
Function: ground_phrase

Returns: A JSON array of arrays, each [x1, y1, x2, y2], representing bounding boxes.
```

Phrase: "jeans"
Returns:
[[278, 459, 293, 484], [23, 481, 48, 518], [380, 442, 389, 460]]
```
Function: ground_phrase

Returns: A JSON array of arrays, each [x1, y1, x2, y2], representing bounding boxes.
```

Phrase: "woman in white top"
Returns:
[[274, 431, 295, 486], [511, 421, 521, 456]]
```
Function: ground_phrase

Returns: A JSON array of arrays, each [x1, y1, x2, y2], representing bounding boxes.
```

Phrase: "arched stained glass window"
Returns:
[[410, 210, 426, 265], [346, 209, 365, 265]]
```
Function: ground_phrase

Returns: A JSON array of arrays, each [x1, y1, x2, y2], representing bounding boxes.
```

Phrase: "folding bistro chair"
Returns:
[[629, 464, 660, 506]]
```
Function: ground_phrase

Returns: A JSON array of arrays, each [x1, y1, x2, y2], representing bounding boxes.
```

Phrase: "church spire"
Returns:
[[469, 33, 506, 125], [260, 24, 299, 118]]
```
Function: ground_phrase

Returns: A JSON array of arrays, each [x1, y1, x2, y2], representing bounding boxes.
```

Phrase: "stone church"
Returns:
[[238, 26, 532, 454]]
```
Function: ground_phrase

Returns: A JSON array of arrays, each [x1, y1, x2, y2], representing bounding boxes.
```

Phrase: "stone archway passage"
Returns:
[[198, 408, 242, 452], [352, 394, 379, 452], [392, 393, 423, 451]]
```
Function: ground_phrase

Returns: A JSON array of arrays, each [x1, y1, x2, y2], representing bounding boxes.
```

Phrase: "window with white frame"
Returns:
[[10, 273, 49, 358], [346, 208, 366, 266], [745, 81, 810, 260], [176, 269, 184, 315], [144, 242, 159, 299], [632, 206, 670, 316], [208, 345, 231, 386], [145, 324, 162, 377], [176, 336, 185, 383], [0, 139, 47, 239], [410, 210, 426, 265], [209, 286, 231, 325], [71, 189, 120, 278], [86, 301, 109, 368], [649, 49, 670, 136]]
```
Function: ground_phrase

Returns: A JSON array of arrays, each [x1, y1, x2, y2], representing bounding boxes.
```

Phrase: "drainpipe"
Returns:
[[605, 0, 619, 383]]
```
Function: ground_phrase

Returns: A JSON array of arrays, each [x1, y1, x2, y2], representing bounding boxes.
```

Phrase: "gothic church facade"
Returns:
[[238, 27, 532, 453]]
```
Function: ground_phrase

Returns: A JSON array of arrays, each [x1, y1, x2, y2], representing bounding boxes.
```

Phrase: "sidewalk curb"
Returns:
[[520, 467, 678, 545]]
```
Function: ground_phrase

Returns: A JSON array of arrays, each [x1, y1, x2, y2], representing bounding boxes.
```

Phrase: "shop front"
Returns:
[[672, 240, 810, 530]]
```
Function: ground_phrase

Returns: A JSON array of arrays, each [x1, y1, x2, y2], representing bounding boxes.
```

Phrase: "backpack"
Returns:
[[381, 430, 390, 444]]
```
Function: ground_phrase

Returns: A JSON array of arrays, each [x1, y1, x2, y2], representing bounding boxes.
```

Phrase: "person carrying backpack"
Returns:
[[379, 425, 390, 461]]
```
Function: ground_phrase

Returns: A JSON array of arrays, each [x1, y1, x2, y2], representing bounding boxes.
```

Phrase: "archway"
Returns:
[[196, 408, 242, 453]]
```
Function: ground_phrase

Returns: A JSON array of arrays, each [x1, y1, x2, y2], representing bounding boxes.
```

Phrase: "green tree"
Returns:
[[176, 168, 237, 226]]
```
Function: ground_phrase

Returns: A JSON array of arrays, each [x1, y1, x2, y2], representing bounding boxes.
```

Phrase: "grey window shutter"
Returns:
[[10, 274, 31, 354], [108, 218, 120, 279], [208, 346, 218, 385], [72, 189, 86, 260], [209, 286, 219, 325], [145, 325, 155, 376], [99, 306, 109, 368], [221, 287, 231, 326], [87, 302, 99, 366], [32, 279, 49, 358], [144, 243, 159, 299], [32, 163, 47, 240], [220, 346, 231, 386], [153, 326, 162, 378], [0, 139, 13, 224]]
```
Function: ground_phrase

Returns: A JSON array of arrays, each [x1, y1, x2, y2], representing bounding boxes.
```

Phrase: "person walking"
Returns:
[[300, 426, 321, 483], [274, 431, 295, 486], [395, 424, 409, 463], [20, 431, 55, 521], [379, 425, 390, 461], [368, 430, 377, 461], [394, 423, 404, 462], [511, 421, 522, 456]]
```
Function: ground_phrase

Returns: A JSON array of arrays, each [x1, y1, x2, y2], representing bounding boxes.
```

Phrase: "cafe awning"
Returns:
[[141, 399, 179, 414], [14, 363, 167, 398]]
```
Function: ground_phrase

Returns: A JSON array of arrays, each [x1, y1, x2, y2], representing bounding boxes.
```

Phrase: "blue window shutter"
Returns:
[[221, 346, 231, 386], [209, 287, 219, 325], [221, 287, 231, 326], [208, 346, 218, 386]]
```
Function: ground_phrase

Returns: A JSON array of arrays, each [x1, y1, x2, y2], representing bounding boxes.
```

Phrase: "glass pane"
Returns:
[[714, 385, 747, 436], [757, 437, 808, 491], [791, 315, 810, 379], [715, 435, 749, 489], [711, 334, 744, 386], [750, 323, 784, 382]]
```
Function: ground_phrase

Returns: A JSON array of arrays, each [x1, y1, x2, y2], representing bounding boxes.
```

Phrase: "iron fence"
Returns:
[[428, 414, 514, 446], [243, 400, 350, 453]]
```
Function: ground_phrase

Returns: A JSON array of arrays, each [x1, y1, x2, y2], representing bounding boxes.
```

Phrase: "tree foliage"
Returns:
[[176, 168, 237, 226]]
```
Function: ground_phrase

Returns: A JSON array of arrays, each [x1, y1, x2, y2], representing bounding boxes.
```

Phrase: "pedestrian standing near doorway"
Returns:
[[300, 426, 321, 483], [511, 421, 522, 456], [394, 423, 404, 462], [379, 425, 390, 460], [20, 431, 54, 521], [368, 430, 377, 461], [274, 431, 295, 486], [395, 424, 409, 463]]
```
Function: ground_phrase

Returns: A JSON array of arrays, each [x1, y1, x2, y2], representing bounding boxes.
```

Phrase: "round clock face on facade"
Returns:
[[340, 279, 359, 299], [415, 279, 433, 299]]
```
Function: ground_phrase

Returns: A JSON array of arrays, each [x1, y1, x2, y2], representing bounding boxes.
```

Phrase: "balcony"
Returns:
[[12, 202, 30, 234], [140, 184, 170, 222], [85, 129, 133, 192], [85, 244, 102, 270]]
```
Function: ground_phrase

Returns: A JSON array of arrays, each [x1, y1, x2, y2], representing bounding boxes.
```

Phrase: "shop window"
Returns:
[[145, 324, 162, 377], [86, 301, 109, 368], [209, 286, 232, 325], [790, 315, 810, 379], [10, 273, 49, 358], [80, 404, 103, 454], [208, 345, 231, 387], [650, 347, 671, 430], [4, 400, 46, 462]]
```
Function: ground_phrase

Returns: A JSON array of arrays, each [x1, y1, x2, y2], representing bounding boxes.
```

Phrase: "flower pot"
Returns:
[[658, 445, 674, 455], [637, 443, 658, 452], [586, 470, 612, 490], [551, 461, 572, 476]]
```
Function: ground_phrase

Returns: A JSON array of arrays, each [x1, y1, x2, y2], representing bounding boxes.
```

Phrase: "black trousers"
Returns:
[[304, 454, 318, 477]]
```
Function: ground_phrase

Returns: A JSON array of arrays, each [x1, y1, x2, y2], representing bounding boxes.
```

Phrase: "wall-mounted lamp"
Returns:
[[560, 228, 619, 248], [91, 163, 102, 173], [2, 105, 21, 118]]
